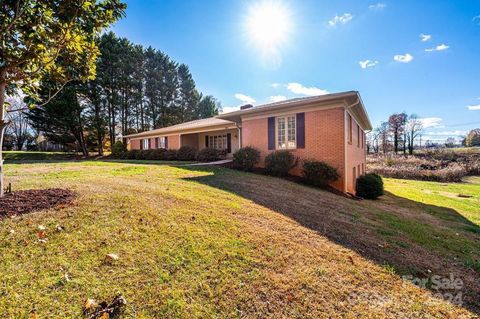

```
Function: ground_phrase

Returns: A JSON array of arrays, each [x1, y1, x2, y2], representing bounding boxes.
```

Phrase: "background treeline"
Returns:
[[19, 31, 221, 155]]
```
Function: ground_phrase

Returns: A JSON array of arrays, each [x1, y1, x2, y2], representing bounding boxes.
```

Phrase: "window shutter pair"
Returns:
[[140, 139, 143, 150], [205, 135, 209, 148], [148, 139, 151, 149], [267, 113, 305, 149]]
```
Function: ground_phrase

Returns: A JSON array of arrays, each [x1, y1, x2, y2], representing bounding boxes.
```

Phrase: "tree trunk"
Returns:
[[0, 71, 7, 197]]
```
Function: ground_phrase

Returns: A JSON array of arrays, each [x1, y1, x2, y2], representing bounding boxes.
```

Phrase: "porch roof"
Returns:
[[124, 117, 236, 139]]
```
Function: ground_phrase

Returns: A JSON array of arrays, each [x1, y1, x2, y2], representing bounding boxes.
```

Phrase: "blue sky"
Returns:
[[112, 0, 480, 142]]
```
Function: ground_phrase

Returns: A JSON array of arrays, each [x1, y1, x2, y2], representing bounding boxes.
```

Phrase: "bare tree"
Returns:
[[406, 114, 423, 155], [5, 96, 33, 150], [388, 112, 408, 154], [376, 122, 390, 154]]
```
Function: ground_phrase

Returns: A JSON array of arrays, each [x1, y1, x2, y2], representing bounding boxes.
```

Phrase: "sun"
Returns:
[[245, 1, 293, 53]]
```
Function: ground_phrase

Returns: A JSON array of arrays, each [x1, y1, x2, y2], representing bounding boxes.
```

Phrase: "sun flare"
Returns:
[[245, 1, 292, 52]]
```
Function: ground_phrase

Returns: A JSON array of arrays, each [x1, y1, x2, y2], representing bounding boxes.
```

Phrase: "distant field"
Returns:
[[0, 160, 478, 317]]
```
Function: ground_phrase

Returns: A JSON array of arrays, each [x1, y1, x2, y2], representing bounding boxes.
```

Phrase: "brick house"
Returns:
[[124, 91, 372, 194]]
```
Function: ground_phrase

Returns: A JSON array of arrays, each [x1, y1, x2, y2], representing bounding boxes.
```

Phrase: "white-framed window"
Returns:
[[143, 139, 149, 150], [159, 136, 167, 148], [209, 135, 227, 150], [276, 115, 296, 149]]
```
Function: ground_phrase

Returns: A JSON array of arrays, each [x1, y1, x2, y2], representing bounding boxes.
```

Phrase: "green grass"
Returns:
[[384, 177, 480, 225], [3, 151, 79, 162], [0, 161, 478, 318]]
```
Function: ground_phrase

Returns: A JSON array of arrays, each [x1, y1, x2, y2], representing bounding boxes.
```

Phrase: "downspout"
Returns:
[[235, 121, 242, 149]]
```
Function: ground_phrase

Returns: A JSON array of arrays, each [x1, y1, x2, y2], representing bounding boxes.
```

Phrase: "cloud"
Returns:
[[419, 117, 443, 128], [425, 130, 466, 136], [269, 95, 287, 102], [425, 44, 449, 52], [271, 83, 281, 88], [467, 104, 480, 110], [419, 33, 431, 42], [369, 3, 386, 11], [393, 53, 413, 63], [359, 60, 379, 69], [234, 93, 255, 104], [220, 106, 240, 114], [328, 13, 353, 26], [287, 83, 329, 96], [473, 15, 480, 25]]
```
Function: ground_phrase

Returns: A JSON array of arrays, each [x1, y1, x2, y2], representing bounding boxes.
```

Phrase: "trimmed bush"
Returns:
[[196, 148, 221, 162], [265, 150, 296, 177], [164, 149, 178, 160], [233, 147, 261, 172], [176, 146, 197, 161], [356, 173, 384, 199], [111, 141, 127, 157], [302, 160, 340, 187]]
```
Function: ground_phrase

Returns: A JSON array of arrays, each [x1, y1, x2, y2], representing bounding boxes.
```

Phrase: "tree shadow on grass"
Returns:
[[180, 165, 480, 315]]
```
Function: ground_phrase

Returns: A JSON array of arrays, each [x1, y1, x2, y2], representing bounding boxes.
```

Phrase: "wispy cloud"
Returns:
[[220, 106, 240, 114], [467, 104, 480, 111], [419, 33, 431, 42], [393, 53, 413, 63], [425, 44, 449, 52], [369, 3, 386, 11], [425, 130, 466, 136], [359, 60, 379, 69], [234, 93, 255, 104], [473, 15, 480, 25], [328, 13, 353, 27], [271, 83, 281, 88], [269, 95, 287, 102], [287, 83, 329, 96], [419, 117, 443, 128]]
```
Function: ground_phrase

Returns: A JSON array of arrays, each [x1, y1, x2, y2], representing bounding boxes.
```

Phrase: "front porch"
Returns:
[[180, 128, 240, 158]]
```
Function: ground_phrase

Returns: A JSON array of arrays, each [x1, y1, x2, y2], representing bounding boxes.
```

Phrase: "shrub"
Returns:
[[356, 173, 384, 199], [164, 149, 178, 160], [233, 147, 261, 171], [196, 148, 221, 162], [265, 150, 296, 177], [176, 146, 197, 161], [111, 141, 127, 157], [302, 160, 340, 187], [144, 148, 168, 160]]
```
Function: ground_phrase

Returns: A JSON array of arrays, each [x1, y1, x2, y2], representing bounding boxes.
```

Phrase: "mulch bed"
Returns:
[[0, 188, 76, 219]]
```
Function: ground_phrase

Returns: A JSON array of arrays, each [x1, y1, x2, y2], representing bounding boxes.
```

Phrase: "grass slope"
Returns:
[[0, 161, 478, 318]]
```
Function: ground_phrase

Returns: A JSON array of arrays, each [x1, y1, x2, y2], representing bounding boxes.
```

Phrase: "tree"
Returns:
[[465, 129, 480, 147], [176, 64, 200, 123], [445, 137, 456, 148], [376, 122, 390, 154], [28, 81, 89, 156], [406, 114, 423, 155], [0, 0, 125, 196], [5, 95, 33, 150], [196, 94, 221, 119], [388, 112, 407, 154]]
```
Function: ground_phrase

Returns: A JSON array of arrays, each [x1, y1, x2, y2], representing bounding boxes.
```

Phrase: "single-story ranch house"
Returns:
[[125, 91, 372, 194]]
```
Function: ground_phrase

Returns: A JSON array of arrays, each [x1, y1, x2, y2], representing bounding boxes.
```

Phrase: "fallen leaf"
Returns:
[[38, 225, 46, 231], [29, 312, 38, 319], [84, 298, 96, 310], [105, 253, 119, 261], [37, 231, 47, 238], [99, 313, 109, 319]]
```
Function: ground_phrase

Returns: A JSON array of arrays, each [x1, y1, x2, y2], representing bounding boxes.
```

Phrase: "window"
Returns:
[[143, 139, 149, 150], [357, 125, 360, 147], [277, 115, 296, 149], [209, 135, 227, 150], [348, 114, 352, 144], [159, 136, 167, 148]]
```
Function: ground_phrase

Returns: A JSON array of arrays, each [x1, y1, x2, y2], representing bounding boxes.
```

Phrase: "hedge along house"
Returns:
[[125, 91, 372, 194]]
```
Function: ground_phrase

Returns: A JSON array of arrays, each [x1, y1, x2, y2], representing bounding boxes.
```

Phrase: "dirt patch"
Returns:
[[0, 188, 75, 218]]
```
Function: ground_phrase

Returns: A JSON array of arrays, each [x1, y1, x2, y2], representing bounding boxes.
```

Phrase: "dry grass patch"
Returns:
[[0, 161, 478, 318]]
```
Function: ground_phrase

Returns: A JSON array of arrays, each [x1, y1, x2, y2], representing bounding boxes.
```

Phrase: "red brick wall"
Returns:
[[345, 112, 366, 194], [128, 134, 181, 150], [242, 107, 346, 191]]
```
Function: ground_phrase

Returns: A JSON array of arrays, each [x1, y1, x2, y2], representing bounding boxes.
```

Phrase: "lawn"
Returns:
[[0, 160, 479, 318]]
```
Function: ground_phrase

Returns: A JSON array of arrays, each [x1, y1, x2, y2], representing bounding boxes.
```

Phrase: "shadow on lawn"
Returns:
[[181, 166, 480, 315]]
